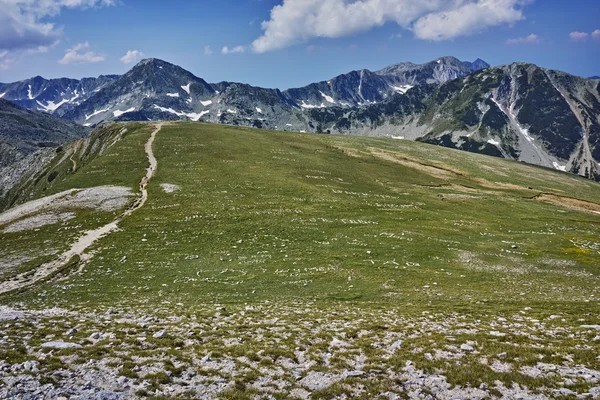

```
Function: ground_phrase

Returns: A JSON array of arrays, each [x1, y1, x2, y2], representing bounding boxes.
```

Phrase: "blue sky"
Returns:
[[0, 0, 599, 89]]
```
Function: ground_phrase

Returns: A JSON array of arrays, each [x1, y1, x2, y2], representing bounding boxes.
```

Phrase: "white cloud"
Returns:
[[252, 0, 530, 53], [412, 0, 527, 41], [593, 29, 600, 41], [506, 33, 540, 45], [0, 38, 58, 70], [58, 42, 104, 64], [0, 50, 14, 70], [569, 31, 588, 41], [222, 45, 245, 55], [26, 40, 60, 54], [120, 49, 144, 64], [0, 0, 115, 52], [204, 45, 213, 56]]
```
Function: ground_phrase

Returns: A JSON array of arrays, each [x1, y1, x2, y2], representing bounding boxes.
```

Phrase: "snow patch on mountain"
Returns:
[[487, 139, 500, 146], [200, 100, 212, 106], [113, 108, 136, 118], [300, 101, 325, 109], [552, 162, 567, 172], [0, 93, 6, 99], [187, 111, 210, 121], [153, 105, 209, 121], [36, 92, 80, 113], [27, 85, 33, 100], [513, 118, 535, 145], [320, 91, 335, 103], [256, 107, 262, 113], [166, 93, 179, 98], [181, 83, 191, 94], [391, 85, 413, 94], [37, 100, 65, 113], [85, 108, 109, 121], [153, 105, 179, 115]]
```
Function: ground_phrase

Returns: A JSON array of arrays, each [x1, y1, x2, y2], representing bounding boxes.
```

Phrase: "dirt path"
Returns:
[[69, 141, 81, 172], [0, 123, 164, 296]]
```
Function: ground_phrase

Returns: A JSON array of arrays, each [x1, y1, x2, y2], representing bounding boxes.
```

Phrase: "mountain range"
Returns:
[[0, 56, 488, 125], [0, 75, 119, 114], [1, 56, 599, 181]]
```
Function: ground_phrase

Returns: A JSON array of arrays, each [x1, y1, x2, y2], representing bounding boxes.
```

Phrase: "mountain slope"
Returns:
[[0, 99, 89, 200], [307, 63, 600, 181], [29, 57, 492, 136]]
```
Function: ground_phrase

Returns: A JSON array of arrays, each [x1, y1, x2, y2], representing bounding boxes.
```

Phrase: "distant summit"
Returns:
[[285, 56, 489, 108], [462, 58, 491, 72]]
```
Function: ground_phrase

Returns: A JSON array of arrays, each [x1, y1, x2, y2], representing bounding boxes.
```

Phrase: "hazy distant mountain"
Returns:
[[462, 58, 491, 72]]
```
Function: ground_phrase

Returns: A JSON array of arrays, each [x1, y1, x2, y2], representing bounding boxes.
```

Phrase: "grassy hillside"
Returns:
[[10, 121, 598, 308], [1, 122, 599, 399]]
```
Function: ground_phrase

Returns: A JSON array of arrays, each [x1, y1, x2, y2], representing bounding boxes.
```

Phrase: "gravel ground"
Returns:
[[0, 304, 598, 399]]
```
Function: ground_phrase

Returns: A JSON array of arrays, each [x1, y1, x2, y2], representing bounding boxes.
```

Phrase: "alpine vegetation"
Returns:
[[0, 121, 599, 399]]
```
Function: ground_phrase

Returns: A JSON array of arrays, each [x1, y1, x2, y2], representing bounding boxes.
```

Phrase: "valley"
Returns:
[[1, 122, 599, 399]]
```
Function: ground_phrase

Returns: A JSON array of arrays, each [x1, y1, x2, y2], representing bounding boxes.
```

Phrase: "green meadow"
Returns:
[[1, 122, 599, 399]]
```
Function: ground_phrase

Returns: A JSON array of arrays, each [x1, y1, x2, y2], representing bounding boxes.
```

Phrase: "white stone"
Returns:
[[41, 341, 82, 349]]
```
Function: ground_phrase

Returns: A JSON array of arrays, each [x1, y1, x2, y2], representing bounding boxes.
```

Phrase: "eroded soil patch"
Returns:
[[535, 193, 600, 215]]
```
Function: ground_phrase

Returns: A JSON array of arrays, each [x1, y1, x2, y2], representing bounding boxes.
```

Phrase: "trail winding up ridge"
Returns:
[[0, 123, 164, 295]]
